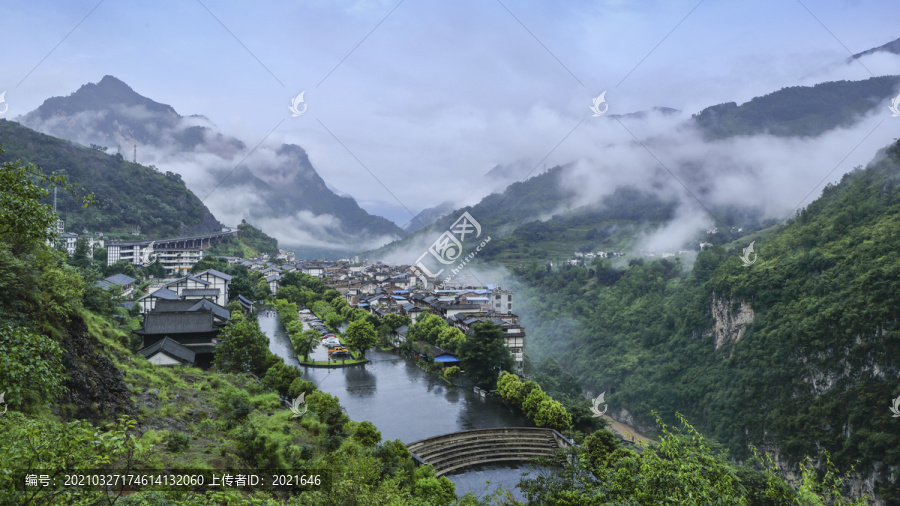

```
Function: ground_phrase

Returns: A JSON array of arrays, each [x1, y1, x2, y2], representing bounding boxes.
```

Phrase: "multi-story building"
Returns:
[[491, 286, 513, 314]]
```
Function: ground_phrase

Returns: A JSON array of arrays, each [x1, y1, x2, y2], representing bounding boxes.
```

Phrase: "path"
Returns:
[[601, 414, 653, 445]]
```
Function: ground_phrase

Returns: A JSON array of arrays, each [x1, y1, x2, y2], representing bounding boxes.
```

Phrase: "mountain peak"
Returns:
[[28, 75, 177, 120]]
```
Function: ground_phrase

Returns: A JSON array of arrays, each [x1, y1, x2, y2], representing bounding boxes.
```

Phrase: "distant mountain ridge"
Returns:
[[370, 73, 900, 263], [693, 75, 900, 139], [852, 36, 900, 59], [17, 76, 405, 258]]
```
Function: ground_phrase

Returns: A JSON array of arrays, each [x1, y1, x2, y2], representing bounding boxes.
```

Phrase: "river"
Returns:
[[258, 311, 539, 501]]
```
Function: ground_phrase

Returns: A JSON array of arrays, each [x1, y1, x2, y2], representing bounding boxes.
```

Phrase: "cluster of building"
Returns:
[[127, 254, 525, 373], [132, 269, 239, 368], [335, 266, 524, 372]]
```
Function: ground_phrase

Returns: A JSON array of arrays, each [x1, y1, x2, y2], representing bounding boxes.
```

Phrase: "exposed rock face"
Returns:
[[711, 295, 754, 350], [57, 317, 135, 423]]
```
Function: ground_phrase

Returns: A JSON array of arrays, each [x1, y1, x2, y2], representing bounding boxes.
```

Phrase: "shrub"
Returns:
[[261, 362, 302, 397], [288, 378, 317, 399], [352, 421, 382, 447], [166, 432, 190, 453]]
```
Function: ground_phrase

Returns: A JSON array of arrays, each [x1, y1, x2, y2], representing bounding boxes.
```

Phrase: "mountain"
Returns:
[[608, 106, 680, 120], [511, 139, 900, 502], [693, 75, 900, 139], [0, 118, 221, 238], [17, 76, 406, 258], [401, 201, 456, 233], [852, 36, 900, 59], [368, 74, 900, 265]]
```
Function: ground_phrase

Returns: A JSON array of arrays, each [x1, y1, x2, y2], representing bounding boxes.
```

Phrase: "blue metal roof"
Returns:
[[434, 355, 460, 363]]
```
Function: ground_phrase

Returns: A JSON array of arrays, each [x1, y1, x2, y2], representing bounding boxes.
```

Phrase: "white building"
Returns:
[[491, 287, 513, 314]]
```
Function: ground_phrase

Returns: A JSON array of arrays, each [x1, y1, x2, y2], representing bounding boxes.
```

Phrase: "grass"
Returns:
[[301, 358, 368, 366]]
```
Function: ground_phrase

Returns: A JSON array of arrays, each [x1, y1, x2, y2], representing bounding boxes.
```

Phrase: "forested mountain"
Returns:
[[0, 119, 220, 238], [17, 75, 406, 258], [511, 139, 900, 502], [369, 75, 900, 264], [693, 75, 900, 139]]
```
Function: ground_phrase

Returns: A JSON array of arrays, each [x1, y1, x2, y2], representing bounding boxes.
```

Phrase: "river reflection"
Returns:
[[259, 311, 539, 500]]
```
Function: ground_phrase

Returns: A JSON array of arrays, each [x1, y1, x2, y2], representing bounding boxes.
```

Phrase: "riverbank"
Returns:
[[601, 414, 654, 445]]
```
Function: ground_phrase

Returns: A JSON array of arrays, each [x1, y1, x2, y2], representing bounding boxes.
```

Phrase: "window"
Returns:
[[507, 303, 511, 309], [507, 295, 512, 301]]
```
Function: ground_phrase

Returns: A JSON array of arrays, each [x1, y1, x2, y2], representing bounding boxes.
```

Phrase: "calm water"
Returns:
[[258, 311, 537, 500]]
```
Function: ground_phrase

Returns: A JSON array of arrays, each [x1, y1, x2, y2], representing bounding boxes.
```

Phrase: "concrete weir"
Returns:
[[406, 427, 575, 477]]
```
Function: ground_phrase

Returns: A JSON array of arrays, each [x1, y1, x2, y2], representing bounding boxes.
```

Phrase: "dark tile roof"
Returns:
[[167, 275, 210, 287], [181, 288, 221, 297], [199, 269, 233, 282], [136, 310, 218, 335], [154, 299, 200, 312], [138, 287, 179, 301], [138, 337, 196, 364], [188, 299, 230, 321], [103, 273, 137, 286]]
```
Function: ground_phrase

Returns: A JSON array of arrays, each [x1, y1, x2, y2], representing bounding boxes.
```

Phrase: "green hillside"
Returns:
[[512, 140, 900, 501], [693, 75, 900, 139], [0, 133, 870, 504], [0, 119, 220, 238]]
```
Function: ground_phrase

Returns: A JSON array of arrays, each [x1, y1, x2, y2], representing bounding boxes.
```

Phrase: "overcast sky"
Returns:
[[1, 0, 898, 225]]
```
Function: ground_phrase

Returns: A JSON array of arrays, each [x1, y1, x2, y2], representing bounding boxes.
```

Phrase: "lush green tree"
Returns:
[[408, 312, 447, 344], [325, 311, 344, 332], [189, 255, 229, 274], [0, 414, 144, 505], [144, 258, 165, 279], [534, 398, 572, 431], [214, 313, 277, 376], [261, 362, 303, 397], [352, 421, 382, 447], [456, 321, 514, 387], [92, 245, 106, 266], [437, 326, 466, 353], [275, 285, 302, 304], [292, 329, 320, 362], [343, 320, 377, 358], [497, 371, 523, 403], [0, 155, 93, 255], [228, 274, 255, 301], [288, 378, 317, 399], [383, 313, 411, 329], [0, 324, 66, 410], [69, 236, 92, 269], [256, 277, 271, 297], [522, 386, 547, 419], [104, 258, 137, 279]]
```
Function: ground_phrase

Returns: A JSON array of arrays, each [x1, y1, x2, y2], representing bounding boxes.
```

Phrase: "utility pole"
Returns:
[[133, 144, 136, 163]]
